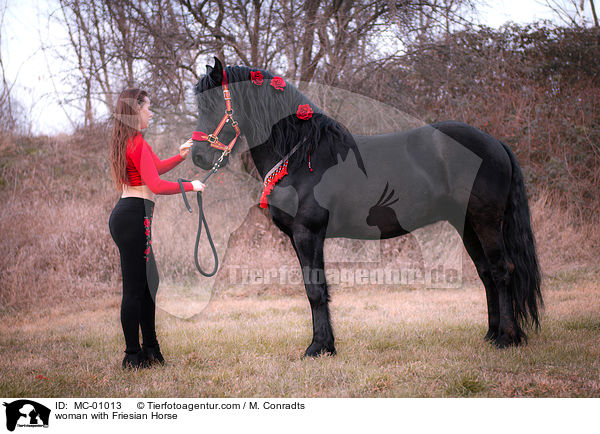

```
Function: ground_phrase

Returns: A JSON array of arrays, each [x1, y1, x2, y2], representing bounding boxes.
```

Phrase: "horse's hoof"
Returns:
[[492, 327, 525, 348], [303, 343, 336, 358], [484, 328, 498, 342]]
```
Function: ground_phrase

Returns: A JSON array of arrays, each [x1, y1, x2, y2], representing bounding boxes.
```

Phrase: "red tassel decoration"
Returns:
[[259, 160, 289, 208], [308, 153, 313, 172]]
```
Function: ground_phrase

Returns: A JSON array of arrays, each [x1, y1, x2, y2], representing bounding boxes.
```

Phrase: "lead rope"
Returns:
[[177, 153, 226, 277]]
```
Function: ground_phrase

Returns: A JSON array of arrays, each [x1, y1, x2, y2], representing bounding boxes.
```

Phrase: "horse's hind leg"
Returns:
[[460, 220, 500, 341], [290, 225, 336, 357], [471, 219, 524, 348]]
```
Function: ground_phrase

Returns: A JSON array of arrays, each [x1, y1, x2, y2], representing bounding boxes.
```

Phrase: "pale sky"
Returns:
[[479, 0, 558, 26], [0, 0, 587, 134]]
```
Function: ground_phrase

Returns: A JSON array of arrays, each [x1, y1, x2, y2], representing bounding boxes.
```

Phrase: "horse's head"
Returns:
[[192, 57, 321, 173], [191, 57, 239, 170]]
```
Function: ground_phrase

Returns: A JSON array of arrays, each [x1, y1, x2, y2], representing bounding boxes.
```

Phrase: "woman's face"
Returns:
[[138, 96, 153, 130]]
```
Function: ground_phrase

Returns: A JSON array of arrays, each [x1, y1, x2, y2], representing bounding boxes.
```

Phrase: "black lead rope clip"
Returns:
[[177, 159, 222, 277]]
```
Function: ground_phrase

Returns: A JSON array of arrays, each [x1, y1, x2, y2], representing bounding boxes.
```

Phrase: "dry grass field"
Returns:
[[1, 271, 599, 397], [1, 131, 599, 397]]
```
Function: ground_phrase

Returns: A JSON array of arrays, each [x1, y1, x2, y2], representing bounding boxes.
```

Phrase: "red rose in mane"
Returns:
[[297, 104, 313, 120], [270, 76, 286, 91], [250, 71, 263, 85]]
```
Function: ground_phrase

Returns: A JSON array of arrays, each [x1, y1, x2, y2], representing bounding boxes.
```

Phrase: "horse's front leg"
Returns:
[[291, 225, 336, 357]]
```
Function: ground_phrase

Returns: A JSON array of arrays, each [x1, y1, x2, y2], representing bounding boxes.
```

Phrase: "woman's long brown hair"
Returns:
[[109, 88, 148, 193]]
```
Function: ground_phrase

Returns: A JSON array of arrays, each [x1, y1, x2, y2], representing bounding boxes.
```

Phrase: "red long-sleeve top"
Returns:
[[126, 133, 194, 194]]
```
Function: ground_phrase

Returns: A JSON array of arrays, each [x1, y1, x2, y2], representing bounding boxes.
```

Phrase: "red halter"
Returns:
[[191, 69, 241, 155]]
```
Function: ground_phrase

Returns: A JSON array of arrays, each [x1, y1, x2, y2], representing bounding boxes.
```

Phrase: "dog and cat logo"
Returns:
[[3, 400, 50, 431]]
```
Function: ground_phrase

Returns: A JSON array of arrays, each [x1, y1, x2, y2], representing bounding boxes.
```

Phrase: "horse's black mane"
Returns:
[[195, 64, 364, 172]]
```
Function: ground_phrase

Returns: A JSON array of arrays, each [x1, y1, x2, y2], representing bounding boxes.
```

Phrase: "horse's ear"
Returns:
[[206, 64, 214, 74], [210, 57, 224, 84], [213, 56, 223, 70]]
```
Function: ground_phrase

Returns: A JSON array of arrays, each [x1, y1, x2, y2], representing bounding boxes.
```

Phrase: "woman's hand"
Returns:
[[191, 180, 205, 192], [179, 138, 193, 159]]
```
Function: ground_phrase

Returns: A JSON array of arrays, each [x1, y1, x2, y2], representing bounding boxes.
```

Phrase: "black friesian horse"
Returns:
[[191, 58, 543, 357]]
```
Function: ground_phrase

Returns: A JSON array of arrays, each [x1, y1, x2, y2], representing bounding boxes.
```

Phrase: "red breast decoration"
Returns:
[[259, 160, 289, 208]]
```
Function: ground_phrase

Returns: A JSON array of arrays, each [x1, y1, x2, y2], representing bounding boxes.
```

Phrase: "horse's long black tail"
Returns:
[[501, 142, 543, 330]]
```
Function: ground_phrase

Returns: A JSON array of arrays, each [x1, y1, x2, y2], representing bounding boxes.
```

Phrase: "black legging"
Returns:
[[108, 197, 160, 354]]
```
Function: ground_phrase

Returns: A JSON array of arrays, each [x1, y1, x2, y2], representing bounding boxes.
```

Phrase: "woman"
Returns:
[[108, 88, 204, 369]]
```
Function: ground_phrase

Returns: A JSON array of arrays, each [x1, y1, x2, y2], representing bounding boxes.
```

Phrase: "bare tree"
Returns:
[[592, 0, 600, 25], [0, 15, 16, 135], [58, 0, 98, 126], [176, 0, 470, 85], [0, 2, 27, 136], [544, 0, 599, 27], [50, 0, 476, 128], [55, 0, 153, 125]]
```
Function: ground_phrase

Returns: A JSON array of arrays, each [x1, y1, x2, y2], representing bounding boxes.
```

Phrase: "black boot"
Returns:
[[142, 344, 165, 366], [122, 350, 151, 370]]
